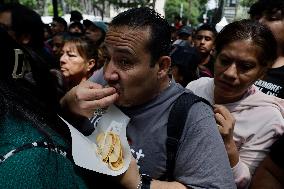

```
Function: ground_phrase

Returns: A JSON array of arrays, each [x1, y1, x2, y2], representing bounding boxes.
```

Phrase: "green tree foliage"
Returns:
[[108, 0, 154, 8], [91, 0, 155, 20], [65, 0, 81, 9], [165, 0, 207, 26], [19, 0, 46, 15], [18, 0, 156, 18], [19, 0, 36, 9], [165, 0, 189, 24], [240, 0, 257, 7]]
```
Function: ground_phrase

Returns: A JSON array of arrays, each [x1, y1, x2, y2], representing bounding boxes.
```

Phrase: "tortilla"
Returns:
[[96, 131, 124, 170]]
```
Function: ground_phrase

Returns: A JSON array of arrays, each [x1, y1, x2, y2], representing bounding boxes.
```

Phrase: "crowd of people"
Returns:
[[0, 0, 284, 188]]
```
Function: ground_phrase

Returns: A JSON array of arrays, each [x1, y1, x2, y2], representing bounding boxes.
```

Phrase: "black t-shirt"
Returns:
[[270, 135, 284, 169], [255, 66, 284, 99]]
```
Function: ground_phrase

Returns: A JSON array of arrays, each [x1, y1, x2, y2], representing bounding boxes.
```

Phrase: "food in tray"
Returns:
[[96, 131, 124, 170]]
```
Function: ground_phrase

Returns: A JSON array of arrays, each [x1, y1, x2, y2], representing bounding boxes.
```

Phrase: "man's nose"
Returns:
[[103, 60, 119, 81], [200, 38, 206, 44]]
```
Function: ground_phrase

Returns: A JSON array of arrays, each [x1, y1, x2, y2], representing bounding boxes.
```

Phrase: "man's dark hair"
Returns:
[[256, 0, 284, 13], [0, 3, 44, 48], [195, 23, 217, 39], [53, 17, 67, 31], [249, 0, 284, 20], [68, 21, 84, 33], [248, 1, 265, 20], [215, 19, 277, 67], [110, 7, 171, 66], [70, 10, 83, 22], [174, 15, 181, 21]]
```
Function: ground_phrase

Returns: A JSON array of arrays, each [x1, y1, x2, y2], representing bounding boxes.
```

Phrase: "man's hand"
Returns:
[[60, 80, 119, 118]]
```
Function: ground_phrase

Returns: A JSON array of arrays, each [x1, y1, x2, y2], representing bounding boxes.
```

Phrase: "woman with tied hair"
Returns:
[[187, 19, 284, 188], [60, 36, 99, 91]]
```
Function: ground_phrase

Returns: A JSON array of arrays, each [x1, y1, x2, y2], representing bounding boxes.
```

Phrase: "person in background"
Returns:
[[68, 21, 84, 35], [43, 23, 52, 41], [51, 32, 70, 65], [172, 25, 193, 48], [170, 45, 200, 87], [83, 19, 107, 46], [250, 134, 284, 189], [251, 0, 284, 99], [43, 23, 53, 57], [174, 15, 183, 30], [61, 7, 236, 189], [60, 36, 98, 91], [187, 19, 284, 188], [94, 45, 108, 71], [248, 0, 264, 20], [193, 23, 217, 78], [51, 17, 67, 36], [70, 10, 83, 23]]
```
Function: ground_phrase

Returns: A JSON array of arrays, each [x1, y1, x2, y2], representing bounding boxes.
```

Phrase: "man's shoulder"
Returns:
[[170, 90, 212, 121]]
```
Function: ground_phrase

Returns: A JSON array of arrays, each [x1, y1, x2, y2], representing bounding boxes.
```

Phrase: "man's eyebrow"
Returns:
[[115, 48, 133, 55], [105, 44, 136, 56]]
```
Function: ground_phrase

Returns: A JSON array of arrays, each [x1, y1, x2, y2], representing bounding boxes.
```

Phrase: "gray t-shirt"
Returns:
[[89, 69, 236, 188]]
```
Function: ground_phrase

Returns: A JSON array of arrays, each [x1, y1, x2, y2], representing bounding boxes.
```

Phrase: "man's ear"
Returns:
[[157, 56, 171, 79]]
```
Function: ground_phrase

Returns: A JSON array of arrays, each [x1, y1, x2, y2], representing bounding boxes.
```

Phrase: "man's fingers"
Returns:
[[75, 84, 117, 101], [62, 81, 119, 118], [81, 87, 117, 101], [91, 93, 119, 109], [78, 93, 119, 118]]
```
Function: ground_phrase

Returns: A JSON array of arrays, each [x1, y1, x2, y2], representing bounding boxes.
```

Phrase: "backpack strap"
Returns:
[[164, 92, 211, 181], [0, 141, 70, 164]]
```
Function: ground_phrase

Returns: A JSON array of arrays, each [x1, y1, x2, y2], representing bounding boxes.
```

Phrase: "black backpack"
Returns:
[[163, 92, 211, 181]]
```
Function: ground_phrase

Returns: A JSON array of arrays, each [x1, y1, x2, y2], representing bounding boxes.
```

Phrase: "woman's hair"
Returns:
[[64, 36, 99, 74], [215, 19, 277, 67], [64, 36, 99, 71]]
